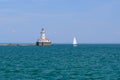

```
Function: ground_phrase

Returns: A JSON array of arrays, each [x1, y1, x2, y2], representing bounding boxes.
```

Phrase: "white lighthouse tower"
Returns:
[[41, 28, 46, 39], [36, 28, 51, 46]]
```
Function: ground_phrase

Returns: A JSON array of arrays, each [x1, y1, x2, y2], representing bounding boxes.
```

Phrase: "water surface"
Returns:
[[0, 44, 120, 80]]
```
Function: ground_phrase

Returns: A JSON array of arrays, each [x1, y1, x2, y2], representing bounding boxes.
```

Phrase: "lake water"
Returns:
[[0, 44, 120, 80]]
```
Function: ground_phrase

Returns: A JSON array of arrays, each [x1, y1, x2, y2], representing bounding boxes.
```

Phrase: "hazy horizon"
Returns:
[[0, 0, 120, 44]]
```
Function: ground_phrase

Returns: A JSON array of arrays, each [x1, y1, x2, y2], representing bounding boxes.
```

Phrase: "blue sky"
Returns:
[[0, 0, 120, 43]]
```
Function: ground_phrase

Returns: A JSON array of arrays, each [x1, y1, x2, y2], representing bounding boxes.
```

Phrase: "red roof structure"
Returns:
[[38, 38, 49, 41]]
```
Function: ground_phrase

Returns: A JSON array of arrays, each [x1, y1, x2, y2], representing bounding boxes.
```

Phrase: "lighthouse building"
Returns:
[[36, 28, 51, 46]]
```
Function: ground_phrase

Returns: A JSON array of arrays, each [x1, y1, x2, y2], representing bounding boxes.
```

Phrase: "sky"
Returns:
[[0, 0, 120, 43]]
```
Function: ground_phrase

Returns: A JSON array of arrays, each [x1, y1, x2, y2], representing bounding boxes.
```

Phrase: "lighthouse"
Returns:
[[36, 28, 51, 46]]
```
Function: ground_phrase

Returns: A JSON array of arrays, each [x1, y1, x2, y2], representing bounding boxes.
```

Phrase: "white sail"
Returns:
[[73, 37, 77, 45]]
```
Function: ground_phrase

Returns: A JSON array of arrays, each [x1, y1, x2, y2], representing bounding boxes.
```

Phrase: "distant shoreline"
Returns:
[[0, 43, 120, 46]]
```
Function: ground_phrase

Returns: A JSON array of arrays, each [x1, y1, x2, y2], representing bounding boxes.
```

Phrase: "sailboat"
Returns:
[[73, 37, 78, 46]]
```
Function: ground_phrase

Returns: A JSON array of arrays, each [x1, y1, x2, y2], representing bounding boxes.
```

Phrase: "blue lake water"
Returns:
[[0, 44, 120, 80]]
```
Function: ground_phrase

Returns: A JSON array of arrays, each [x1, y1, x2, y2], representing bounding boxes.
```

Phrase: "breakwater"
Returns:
[[0, 43, 35, 46]]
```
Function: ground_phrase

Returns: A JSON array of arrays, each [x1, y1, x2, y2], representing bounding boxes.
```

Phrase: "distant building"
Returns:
[[36, 28, 51, 46]]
